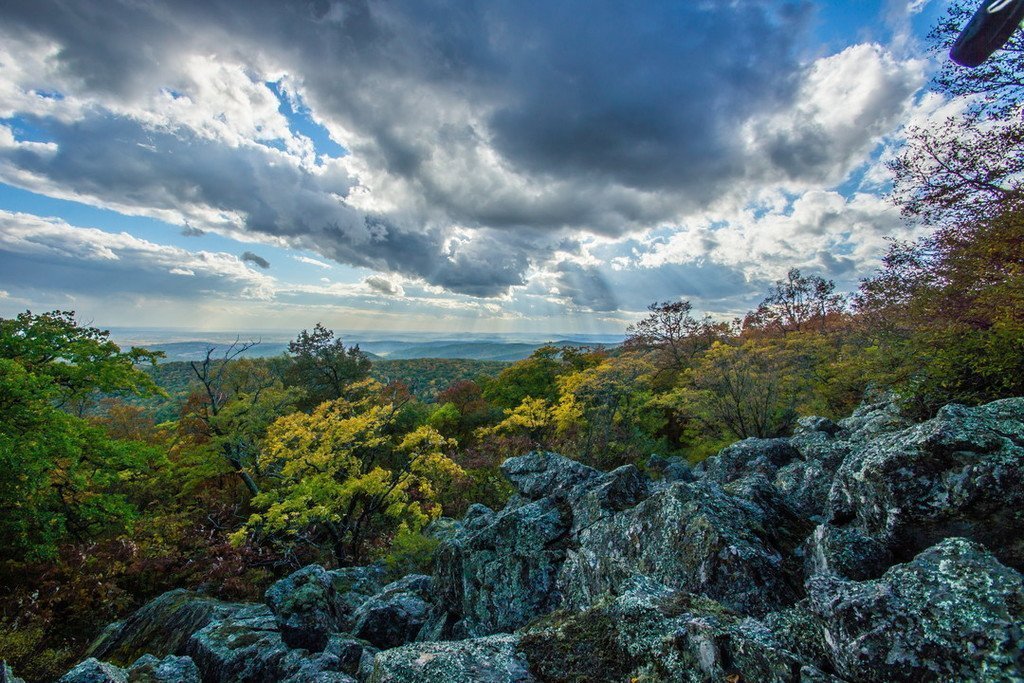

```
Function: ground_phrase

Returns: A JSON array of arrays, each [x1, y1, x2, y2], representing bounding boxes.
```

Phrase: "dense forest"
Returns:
[[2, 5, 1024, 681]]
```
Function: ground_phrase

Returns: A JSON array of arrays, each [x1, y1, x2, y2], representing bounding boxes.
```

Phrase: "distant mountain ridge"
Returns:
[[142, 339, 613, 362]]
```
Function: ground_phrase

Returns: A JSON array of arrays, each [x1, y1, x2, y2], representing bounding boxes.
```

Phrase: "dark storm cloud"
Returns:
[[0, 0, 915, 306], [241, 251, 270, 268]]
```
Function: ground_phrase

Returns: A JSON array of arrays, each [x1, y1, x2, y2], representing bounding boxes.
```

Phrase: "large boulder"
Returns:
[[808, 537, 1024, 682], [56, 659, 127, 683], [558, 477, 808, 617], [349, 575, 432, 649], [519, 588, 835, 683], [816, 398, 1024, 579], [697, 438, 801, 484], [500, 451, 601, 501], [367, 635, 533, 683], [126, 655, 201, 683], [184, 603, 352, 682], [266, 565, 341, 651], [433, 494, 571, 636], [327, 565, 388, 629], [85, 589, 244, 665]]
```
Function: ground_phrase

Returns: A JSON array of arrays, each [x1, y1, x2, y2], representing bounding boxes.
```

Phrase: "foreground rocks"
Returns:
[[54, 396, 1024, 682]]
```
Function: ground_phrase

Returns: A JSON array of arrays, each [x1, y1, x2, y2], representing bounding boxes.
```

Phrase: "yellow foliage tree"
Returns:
[[233, 391, 463, 565]]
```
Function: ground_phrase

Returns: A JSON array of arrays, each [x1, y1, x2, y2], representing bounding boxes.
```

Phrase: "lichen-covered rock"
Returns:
[[776, 427, 852, 521], [349, 575, 432, 649], [266, 565, 341, 652], [324, 636, 377, 679], [836, 392, 913, 442], [566, 463, 650, 533], [645, 454, 696, 483], [85, 589, 244, 665], [698, 438, 801, 484], [126, 654, 201, 682], [328, 566, 388, 627], [0, 664, 24, 683], [558, 478, 806, 616], [433, 494, 571, 636], [500, 451, 601, 501], [519, 588, 832, 683], [185, 603, 353, 682], [820, 398, 1024, 578], [367, 635, 533, 683], [56, 659, 127, 683], [807, 537, 1024, 682]]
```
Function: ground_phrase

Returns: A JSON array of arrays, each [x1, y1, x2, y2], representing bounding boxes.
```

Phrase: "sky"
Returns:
[[0, 0, 958, 335]]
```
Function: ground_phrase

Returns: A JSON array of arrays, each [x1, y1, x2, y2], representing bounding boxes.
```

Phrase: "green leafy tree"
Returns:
[[286, 323, 372, 410], [184, 343, 301, 496], [0, 311, 163, 562]]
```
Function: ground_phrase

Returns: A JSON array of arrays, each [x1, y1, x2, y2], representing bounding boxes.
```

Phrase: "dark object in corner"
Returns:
[[951, 0, 1024, 67]]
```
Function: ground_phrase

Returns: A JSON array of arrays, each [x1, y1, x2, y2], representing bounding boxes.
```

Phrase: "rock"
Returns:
[[500, 451, 601, 500], [126, 654, 201, 682], [645, 454, 695, 482], [324, 636, 378, 678], [56, 659, 127, 683], [519, 588, 831, 683], [433, 494, 571, 636], [1, 663, 25, 683], [794, 416, 840, 437], [808, 537, 1024, 682], [803, 523, 890, 581], [266, 565, 341, 652], [776, 428, 852, 521], [837, 392, 912, 443], [367, 635, 534, 683], [328, 566, 388, 627], [820, 398, 1024, 578], [698, 438, 801, 484], [349, 575, 432, 649], [462, 503, 495, 530], [566, 463, 650, 533], [85, 589, 244, 665], [186, 603, 356, 681], [558, 478, 807, 617]]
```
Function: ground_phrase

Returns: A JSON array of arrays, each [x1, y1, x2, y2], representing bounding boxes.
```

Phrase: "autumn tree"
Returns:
[[743, 269, 846, 335], [551, 353, 660, 467], [286, 323, 371, 410], [235, 384, 463, 565], [625, 300, 733, 377], [481, 346, 566, 409], [855, 205, 1024, 413], [890, 0, 1024, 228], [680, 340, 807, 440]]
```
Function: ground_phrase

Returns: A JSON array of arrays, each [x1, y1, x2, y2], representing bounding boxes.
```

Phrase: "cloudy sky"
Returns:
[[0, 0, 954, 334]]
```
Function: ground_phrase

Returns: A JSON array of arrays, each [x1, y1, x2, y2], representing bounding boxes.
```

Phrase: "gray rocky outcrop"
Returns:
[[807, 537, 1024, 682], [265, 565, 342, 651], [367, 635, 533, 683], [84, 589, 243, 665], [125, 654, 201, 682], [349, 575, 432, 649], [56, 659, 128, 683], [814, 398, 1024, 579], [59, 395, 1024, 682]]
